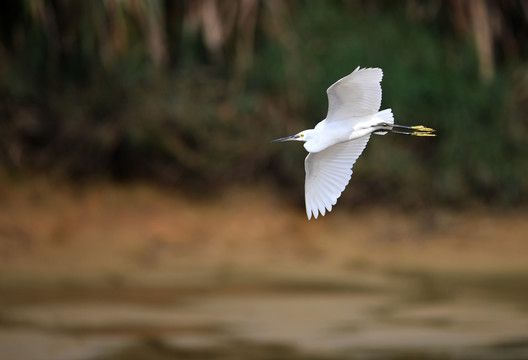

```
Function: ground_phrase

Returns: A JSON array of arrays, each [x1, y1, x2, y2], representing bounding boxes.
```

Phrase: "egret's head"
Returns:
[[272, 130, 310, 143]]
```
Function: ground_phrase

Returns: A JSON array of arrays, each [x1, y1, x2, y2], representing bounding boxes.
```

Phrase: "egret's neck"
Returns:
[[303, 128, 327, 153], [301, 129, 316, 142]]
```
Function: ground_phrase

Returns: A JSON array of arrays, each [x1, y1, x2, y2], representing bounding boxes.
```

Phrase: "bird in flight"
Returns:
[[273, 66, 435, 219]]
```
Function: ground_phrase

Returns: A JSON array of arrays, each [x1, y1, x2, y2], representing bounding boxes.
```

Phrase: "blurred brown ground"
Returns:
[[1, 178, 527, 283]]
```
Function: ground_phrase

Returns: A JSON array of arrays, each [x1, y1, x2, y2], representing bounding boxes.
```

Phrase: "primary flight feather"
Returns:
[[273, 66, 435, 219]]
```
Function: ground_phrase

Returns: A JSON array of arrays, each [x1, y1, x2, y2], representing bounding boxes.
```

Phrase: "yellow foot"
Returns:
[[412, 125, 436, 132], [412, 132, 436, 137]]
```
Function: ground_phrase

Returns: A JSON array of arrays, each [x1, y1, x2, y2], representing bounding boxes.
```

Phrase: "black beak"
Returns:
[[271, 135, 299, 143]]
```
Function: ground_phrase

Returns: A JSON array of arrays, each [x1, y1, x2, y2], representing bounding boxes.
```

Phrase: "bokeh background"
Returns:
[[1, 1, 528, 359]]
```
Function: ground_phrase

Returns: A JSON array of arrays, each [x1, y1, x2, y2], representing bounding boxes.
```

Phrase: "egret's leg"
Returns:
[[374, 123, 436, 136], [387, 129, 413, 135], [377, 123, 435, 132]]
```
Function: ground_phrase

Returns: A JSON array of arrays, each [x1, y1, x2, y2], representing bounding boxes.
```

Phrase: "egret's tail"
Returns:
[[373, 109, 393, 135]]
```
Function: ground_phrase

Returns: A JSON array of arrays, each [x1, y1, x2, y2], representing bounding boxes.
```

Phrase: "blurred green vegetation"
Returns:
[[0, 0, 527, 206]]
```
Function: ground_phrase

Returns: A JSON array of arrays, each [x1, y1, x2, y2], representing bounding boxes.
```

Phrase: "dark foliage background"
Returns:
[[1, 0, 527, 206]]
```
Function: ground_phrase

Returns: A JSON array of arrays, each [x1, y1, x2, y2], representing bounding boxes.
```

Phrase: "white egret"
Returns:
[[273, 66, 435, 220]]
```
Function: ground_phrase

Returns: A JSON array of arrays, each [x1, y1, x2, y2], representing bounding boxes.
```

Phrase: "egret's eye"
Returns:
[[299, 134, 304, 138]]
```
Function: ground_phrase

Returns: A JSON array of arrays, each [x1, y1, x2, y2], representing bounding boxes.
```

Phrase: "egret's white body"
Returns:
[[273, 66, 435, 220]]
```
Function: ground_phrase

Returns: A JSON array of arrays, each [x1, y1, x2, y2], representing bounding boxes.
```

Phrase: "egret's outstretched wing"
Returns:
[[304, 135, 371, 219], [326, 67, 383, 121]]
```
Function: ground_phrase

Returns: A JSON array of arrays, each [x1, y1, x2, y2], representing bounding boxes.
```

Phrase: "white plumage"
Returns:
[[272, 66, 435, 219], [304, 133, 371, 219]]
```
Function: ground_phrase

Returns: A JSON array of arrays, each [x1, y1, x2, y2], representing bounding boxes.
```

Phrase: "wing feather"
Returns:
[[326, 67, 383, 121], [304, 135, 371, 219]]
